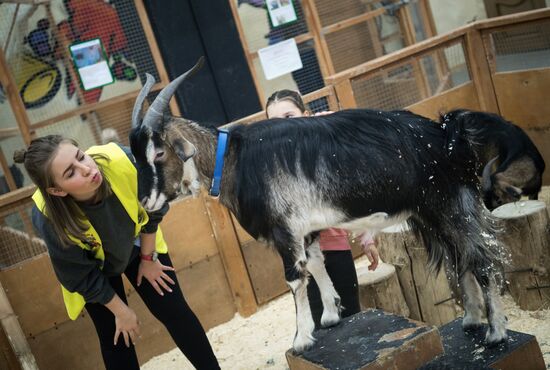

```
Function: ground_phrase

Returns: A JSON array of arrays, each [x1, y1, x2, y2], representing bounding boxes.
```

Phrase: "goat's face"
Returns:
[[129, 58, 204, 211], [130, 123, 198, 211], [481, 156, 523, 210], [490, 182, 522, 209]]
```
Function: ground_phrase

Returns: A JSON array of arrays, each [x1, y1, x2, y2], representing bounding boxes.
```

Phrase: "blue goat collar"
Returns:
[[209, 128, 230, 197]]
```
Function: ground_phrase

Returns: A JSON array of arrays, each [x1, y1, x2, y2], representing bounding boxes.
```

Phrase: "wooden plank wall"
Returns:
[[491, 68, 550, 185], [407, 83, 482, 119]]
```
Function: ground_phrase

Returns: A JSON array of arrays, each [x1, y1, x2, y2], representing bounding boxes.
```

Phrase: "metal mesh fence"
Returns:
[[239, 0, 308, 54], [315, 0, 368, 27], [0, 0, 165, 268], [0, 0, 160, 144], [490, 19, 550, 73], [0, 197, 46, 270], [321, 3, 405, 73], [236, 0, 431, 103], [351, 41, 470, 110], [306, 95, 330, 113]]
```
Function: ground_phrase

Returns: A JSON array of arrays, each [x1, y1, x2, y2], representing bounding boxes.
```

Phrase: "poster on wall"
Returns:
[[258, 38, 302, 80], [69, 38, 114, 90], [267, 0, 298, 27]]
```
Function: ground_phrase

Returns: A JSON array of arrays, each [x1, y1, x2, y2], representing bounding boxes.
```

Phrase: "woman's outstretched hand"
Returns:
[[137, 259, 176, 296], [114, 305, 140, 347], [106, 295, 140, 347]]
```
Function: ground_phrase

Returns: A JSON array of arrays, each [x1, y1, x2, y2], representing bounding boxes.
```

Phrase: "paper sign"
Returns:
[[258, 38, 303, 80], [69, 38, 114, 90], [267, 0, 298, 27]]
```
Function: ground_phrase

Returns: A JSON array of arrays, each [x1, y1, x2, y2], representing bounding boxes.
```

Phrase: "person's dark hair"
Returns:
[[13, 135, 111, 246], [265, 89, 308, 114]]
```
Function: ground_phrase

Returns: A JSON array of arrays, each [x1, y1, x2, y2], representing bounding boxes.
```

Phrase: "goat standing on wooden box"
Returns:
[[129, 58, 508, 353]]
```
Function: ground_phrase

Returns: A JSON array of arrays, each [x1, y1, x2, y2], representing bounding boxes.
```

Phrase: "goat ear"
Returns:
[[173, 136, 196, 162]]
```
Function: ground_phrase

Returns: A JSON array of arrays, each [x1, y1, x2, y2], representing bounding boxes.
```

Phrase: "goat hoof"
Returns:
[[485, 327, 508, 347], [293, 334, 316, 354], [462, 322, 484, 332], [462, 313, 484, 332], [320, 312, 340, 328]]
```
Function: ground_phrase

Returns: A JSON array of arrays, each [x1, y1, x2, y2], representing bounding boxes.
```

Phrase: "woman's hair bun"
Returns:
[[13, 149, 27, 163]]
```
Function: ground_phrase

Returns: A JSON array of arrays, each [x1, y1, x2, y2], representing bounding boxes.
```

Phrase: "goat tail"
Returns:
[[409, 186, 509, 280]]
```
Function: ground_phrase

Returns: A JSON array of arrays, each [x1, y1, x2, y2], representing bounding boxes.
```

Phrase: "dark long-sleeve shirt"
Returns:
[[32, 145, 169, 305]]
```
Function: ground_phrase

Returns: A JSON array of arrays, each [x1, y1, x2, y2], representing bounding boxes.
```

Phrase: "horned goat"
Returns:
[[130, 59, 508, 353]]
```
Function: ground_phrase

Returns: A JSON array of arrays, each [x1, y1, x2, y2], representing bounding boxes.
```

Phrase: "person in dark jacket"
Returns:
[[14, 135, 219, 370]]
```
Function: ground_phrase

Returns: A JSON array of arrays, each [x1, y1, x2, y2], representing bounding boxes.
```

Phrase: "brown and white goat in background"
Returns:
[[129, 58, 509, 353]]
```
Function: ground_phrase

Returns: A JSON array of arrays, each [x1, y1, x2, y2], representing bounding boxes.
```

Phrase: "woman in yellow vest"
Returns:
[[14, 135, 219, 370]]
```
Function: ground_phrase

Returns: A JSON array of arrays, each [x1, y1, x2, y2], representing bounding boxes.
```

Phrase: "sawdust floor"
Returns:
[[143, 256, 550, 370]]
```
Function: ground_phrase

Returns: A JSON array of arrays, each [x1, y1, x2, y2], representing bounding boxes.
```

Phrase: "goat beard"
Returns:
[[186, 179, 201, 197]]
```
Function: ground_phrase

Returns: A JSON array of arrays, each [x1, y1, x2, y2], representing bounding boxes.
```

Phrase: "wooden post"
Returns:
[[492, 200, 550, 310], [0, 281, 38, 370], [398, 6, 432, 100], [43, 3, 101, 144], [333, 79, 357, 109], [418, 0, 437, 39], [135, 0, 181, 116], [0, 149, 17, 192], [376, 223, 461, 326], [464, 29, 500, 113], [301, 0, 334, 77], [203, 194, 257, 317], [227, 0, 267, 105], [0, 46, 33, 145], [356, 262, 410, 317], [376, 223, 422, 321]]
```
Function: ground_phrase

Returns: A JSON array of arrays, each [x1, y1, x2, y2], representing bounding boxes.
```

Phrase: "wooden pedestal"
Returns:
[[286, 309, 443, 370], [376, 223, 461, 326], [492, 200, 550, 310], [357, 262, 410, 317], [420, 318, 546, 369]]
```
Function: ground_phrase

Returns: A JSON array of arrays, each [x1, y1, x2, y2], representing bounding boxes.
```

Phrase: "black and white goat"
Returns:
[[130, 59, 508, 352], [441, 109, 545, 210]]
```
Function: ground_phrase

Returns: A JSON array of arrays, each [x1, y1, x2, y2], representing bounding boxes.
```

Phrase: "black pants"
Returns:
[[85, 253, 219, 370], [307, 250, 361, 330]]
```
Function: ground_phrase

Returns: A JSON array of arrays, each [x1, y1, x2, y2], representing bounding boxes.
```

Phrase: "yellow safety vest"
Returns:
[[32, 143, 168, 320]]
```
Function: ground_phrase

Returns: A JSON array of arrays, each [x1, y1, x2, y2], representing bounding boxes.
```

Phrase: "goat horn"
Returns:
[[481, 156, 498, 192], [142, 56, 205, 129], [131, 73, 156, 129]]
